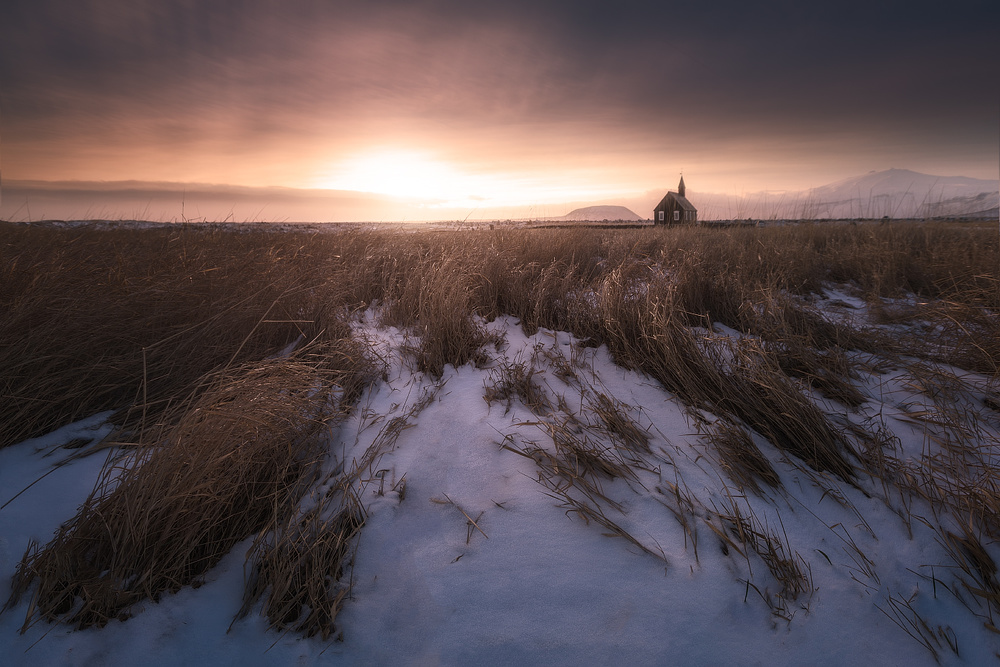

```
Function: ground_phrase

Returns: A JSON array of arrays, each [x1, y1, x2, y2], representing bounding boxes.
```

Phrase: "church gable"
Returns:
[[653, 176, 698, 225]]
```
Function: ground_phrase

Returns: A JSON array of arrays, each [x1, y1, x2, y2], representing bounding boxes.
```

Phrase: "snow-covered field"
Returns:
[[3, 283, 999, 666]]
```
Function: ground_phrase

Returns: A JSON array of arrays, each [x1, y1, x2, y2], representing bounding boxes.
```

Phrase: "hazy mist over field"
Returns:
[[3, 169, 997, 223]]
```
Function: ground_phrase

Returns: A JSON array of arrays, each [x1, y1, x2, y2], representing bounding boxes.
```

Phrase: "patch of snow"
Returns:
[[2, 309, 998, 665]]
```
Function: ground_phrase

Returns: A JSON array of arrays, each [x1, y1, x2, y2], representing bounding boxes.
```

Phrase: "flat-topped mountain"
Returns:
[[558, 205, 641, 221]]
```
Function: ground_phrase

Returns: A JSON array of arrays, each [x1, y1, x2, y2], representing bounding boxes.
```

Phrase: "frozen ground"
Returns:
[[2, 291, 999, 665]]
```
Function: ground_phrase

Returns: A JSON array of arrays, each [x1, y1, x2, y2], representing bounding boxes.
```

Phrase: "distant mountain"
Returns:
[[921, 191, 999, 219], [557, 205, 641, 221], [685, 169, 999, 220], [799, 168, 999, 219]]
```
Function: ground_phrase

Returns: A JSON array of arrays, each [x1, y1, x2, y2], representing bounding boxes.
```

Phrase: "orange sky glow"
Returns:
[[1, 1, 997, 221]]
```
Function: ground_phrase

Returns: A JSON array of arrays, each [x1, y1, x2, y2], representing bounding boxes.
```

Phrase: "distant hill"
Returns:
[[922, 191, 999, 219], [685, 168, 999, 220], [557, 205, 641, 221], [800, 168, 999, 219]]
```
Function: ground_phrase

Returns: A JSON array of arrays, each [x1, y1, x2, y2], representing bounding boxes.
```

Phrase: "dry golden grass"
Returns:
[[502, 422, 666, 563], [722, 339, 858, 482], [587, 392, 651, 455], [3, 218, 998, 642], [4, 220, 994, 449], [483, 356, 551, 415], [5, 341, 376, 631], [703, 419, 781, 493], [597, 270, 858, 483], [708, 496, 814, 620], [383, 257, 501, 377], [238, 485, 365, 640], [0, 224, 360, 449]]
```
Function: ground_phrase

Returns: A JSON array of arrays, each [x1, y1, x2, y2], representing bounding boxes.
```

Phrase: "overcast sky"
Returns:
[[1, 0, 997, 217]]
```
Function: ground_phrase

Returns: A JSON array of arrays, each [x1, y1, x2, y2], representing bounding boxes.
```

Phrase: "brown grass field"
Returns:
[[1, 219, 998, 648]]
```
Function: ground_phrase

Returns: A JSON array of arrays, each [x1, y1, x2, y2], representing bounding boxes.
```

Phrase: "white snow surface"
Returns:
[[2, 302, 999, 666]]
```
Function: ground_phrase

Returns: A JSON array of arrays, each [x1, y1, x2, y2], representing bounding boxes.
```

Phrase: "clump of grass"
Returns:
[[923, 301, 1000, 378], [774, 342, 867, 408], [821, 222, 999, 304], [896, 363, 1000, 538], [752, 293, 864, 348], [587, 392, 651, 454], [501, 413, 665, 562], [722, 339, 858, 482], [847, 418, 905, 503], [483, 356, 550, 415], [710, 499, 813, 620], [599, 272, 857, 483], [868, 295, 1000, 378], [470, 234, 604, 340], [545, 416, 637, 486], [544, 483, 668, 564], [5, 350, 371, 631], [656, 475, 702, 562], [236, 377, 437, 640], [669, 255, 749, 330], [238, 485, 365, 640], [597, 268, 728, 408], [535, 342, 584, 387], [939, 530, 1000, 625], [384, 258, 499, 377], [703, 419, 781, 493], [876, 587, 960, 663]]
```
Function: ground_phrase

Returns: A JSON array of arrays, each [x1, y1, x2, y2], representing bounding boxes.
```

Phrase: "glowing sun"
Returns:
[[313, 148, 629, 211], [316, 150, 495, 205]]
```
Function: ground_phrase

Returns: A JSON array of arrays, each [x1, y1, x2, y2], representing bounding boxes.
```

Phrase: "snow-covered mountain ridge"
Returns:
[[682, 169, 999, 220]]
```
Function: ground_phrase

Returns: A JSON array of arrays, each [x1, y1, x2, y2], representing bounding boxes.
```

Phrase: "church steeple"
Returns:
[[677, 175, 686, 197]]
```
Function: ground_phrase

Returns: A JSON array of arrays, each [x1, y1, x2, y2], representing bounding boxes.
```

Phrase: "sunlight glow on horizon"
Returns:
[[311, 148, 637, 209]]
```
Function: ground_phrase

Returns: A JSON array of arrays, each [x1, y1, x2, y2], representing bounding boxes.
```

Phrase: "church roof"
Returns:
[[673, 194, 696, 211], [655, 192, 697, 211]]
